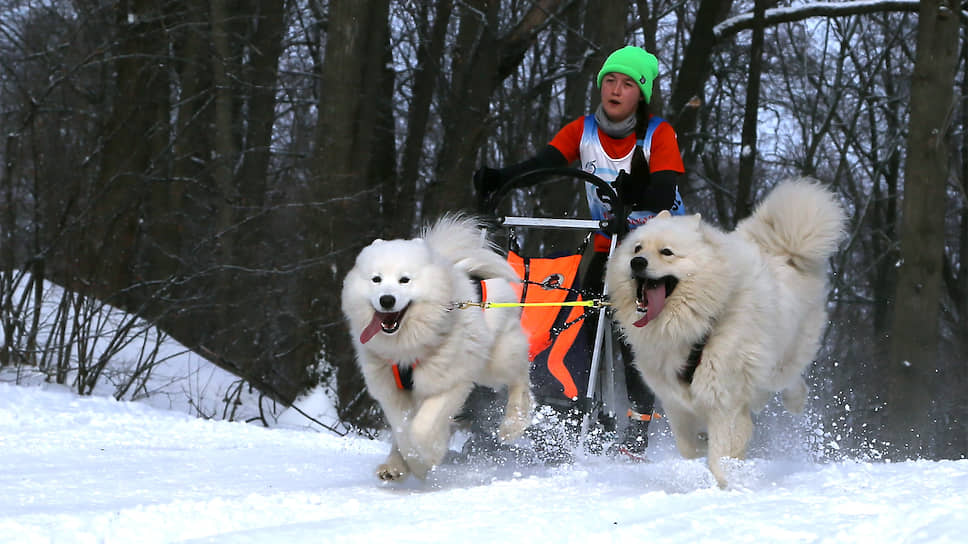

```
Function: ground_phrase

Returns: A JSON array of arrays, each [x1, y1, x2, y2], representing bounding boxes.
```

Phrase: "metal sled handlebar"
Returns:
[[484, 168, 626, 233], [497, 216, 606, 230]]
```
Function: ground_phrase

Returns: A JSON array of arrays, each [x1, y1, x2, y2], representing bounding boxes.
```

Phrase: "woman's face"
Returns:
[[600, 72, 642, 122]]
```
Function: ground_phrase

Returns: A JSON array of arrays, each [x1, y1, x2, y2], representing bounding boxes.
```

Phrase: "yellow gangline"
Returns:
[[457, 300, 609, 309]]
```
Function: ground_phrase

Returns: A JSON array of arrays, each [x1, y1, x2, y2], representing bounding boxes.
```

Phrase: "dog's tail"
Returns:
[[422, 213, 519, 282], [738, 177, 846, 274]]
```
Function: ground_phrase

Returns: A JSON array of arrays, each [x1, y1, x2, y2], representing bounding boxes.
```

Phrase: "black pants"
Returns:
[[583, 250, 656, 417]]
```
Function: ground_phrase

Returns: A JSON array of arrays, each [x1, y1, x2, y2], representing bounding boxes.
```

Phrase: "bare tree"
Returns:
[[307, 0, 393, 426], [397, 0, 453, 231], [667, 0, 734, 175], [887, 0, 959, 459], [733, 0, 770, 223], [1, 0, 965, 445], [425, 0, 572, 219]]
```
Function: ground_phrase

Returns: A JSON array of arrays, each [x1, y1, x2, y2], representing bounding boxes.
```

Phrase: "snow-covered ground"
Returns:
[[3, 273, 968, 542], [2, 380, 967, 544]]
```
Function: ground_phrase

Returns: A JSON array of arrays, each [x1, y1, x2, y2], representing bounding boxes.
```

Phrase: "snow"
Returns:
[[3, 274, 968, 542], [2, 381, 967, 543]]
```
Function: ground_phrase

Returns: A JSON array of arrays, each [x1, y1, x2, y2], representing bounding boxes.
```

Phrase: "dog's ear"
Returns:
[[372, 238, 385, 245], [688, 213, 703, 231], [657, 210, 672, 219]]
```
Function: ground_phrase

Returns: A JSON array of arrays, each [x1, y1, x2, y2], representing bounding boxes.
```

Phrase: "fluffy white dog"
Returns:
[[605, 178, 845, 487], [341, 214, 532, 481]]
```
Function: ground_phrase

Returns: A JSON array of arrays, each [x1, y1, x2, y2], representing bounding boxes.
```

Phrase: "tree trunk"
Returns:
[[86, 0, 171, 308], [635, 0, 662, 112], [562, 1, 589, 122], [310, 0, 392, 426], [428, 0, 569, 220], [869, 47, 903, 410], [667, 0, 733, 173], [938, 8, 968, 459], [237, 0, 287, 208], [427, 0, 499, 218], [886, 0, 959, 459], [733, 0, 768, 224], [398, 0, 453, 232]]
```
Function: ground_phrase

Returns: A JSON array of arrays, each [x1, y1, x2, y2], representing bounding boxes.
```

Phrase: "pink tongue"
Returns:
[[633, 285, 667, 328], [360, 313, 384, 344]]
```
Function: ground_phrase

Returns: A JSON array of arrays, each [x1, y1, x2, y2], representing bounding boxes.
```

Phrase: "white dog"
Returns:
[[341, 214, 532, 481], [605, 178, 845, 487]]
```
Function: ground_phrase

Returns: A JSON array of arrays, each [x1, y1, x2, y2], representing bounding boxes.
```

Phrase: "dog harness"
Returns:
[[392, 362, 417, 390], [679, 335, 709, 385], [391, 278, 488, 391]]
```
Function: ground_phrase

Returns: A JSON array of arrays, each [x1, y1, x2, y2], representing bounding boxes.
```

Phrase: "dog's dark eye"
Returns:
[[371, 275, 382, 284], [634, 244, 642, 253], [399, 276, 410, 284], [660, 248, 674, 256]]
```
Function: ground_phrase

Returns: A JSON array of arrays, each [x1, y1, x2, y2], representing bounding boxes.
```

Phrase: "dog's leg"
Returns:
[[372, 392, 424, 480], [377, 440, 410, 481], [705, 406, 753, 489], [382, 414, 434, 479], [664, 405, 704, 459], [781, 376, 808, 414], [498, 380, 533, 443], [409, 385, 474, 471], [484, 319, 533, 443], [778, 307, 823, 414]]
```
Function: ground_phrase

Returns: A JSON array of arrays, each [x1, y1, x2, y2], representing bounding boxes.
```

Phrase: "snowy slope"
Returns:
[[2, 382, 966, 544]]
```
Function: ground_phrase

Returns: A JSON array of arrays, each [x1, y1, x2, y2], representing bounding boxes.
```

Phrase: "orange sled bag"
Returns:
[[507, 250, 592, 409]]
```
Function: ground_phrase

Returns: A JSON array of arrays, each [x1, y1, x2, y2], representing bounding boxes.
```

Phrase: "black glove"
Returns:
[[603, 211, 630, 238], [614, 168, 680, 213], [613, 168, 650, 210], [473, 166, 505, 211], [646, 170, 680, 213]]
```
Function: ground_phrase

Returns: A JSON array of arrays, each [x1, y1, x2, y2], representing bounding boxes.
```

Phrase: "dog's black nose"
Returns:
[[379, 294, 396, 310], [630, 256, 648, 272]]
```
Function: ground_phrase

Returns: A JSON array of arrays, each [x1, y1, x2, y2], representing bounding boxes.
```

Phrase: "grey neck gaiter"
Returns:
[[594, 103, 637, 139]]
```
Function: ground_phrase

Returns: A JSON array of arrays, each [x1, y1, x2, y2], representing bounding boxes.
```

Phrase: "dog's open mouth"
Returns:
[[633, 276, 678, 328], [359, 305, 409, 344]]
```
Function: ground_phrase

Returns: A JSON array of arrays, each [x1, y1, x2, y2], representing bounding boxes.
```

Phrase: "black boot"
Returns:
[[618, 414, 650, 454], [616, 338, 656, 457]]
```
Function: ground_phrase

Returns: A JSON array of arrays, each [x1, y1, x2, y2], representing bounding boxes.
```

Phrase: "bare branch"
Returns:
[[714, 0, 921, 40]]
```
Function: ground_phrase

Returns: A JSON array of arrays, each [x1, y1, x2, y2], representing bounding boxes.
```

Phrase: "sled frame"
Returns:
[[485, 168, 630, 443]]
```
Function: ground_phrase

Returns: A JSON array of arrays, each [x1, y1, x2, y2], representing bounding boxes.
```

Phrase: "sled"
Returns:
[[482, 167, 634, 449]]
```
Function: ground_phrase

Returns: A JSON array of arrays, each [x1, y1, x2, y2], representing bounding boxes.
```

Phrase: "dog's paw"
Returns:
[[497, 386, 532, 443], [497, 414, 528, 443], [376, 462, 408, 481]]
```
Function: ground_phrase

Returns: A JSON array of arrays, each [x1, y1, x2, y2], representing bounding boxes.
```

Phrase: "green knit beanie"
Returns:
[[597, 46, 659, 103]]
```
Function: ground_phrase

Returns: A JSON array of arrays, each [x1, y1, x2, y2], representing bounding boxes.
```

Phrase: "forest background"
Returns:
[[0, 0, 964, 461]]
